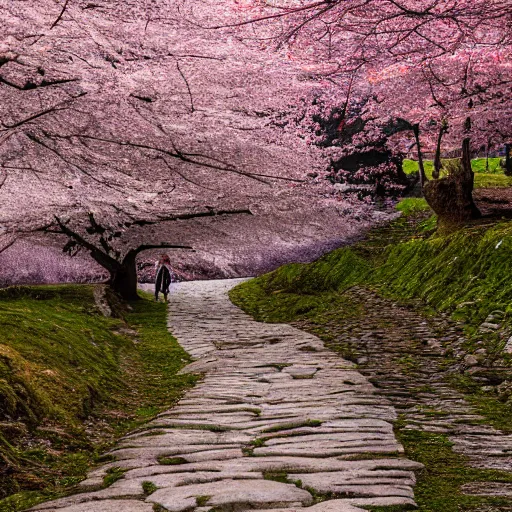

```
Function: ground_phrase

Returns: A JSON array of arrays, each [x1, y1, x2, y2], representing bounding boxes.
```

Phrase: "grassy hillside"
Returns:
[[0, 286, 196, 512], [231, 200, 512, 330]]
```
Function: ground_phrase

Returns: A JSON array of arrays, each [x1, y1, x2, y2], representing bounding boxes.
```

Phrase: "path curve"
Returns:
[[31, 279, 422, 512]]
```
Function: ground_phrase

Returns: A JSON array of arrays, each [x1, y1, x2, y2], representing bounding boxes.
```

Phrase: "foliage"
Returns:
[[0, 286, 130, 430], [373, 222, 512, 327], [225, 0, 512, 151]]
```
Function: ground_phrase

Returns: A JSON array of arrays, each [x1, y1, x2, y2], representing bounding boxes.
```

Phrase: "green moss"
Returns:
[[142, 481, 158, 495], [263, 471, 289, 483], [449, 374, 512, 433], [102, 466, 126, 488], [236, 216, 512, 332], [196, 495, 211, 506], [262, 419, 322, 433], [396, 429, 512, 511], [157, 456, 187, 465], [395, 198, 430, 216], [372, 221, 512, 326], [0, 491, 50, 512], [0, 285, 130, 429], [0, 286, 197, 509]]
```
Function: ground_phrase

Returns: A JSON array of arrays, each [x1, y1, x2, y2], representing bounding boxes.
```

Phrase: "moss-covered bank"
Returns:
[[0, 286, 196, 512], [231, 202, 512, 331]]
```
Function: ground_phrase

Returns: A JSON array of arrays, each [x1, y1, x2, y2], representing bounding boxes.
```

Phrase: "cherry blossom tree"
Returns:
[[3, 0, 392, 287], [211, 0, 512, 226], [42, 209, 252, 299], [0, 2, 311, 255]]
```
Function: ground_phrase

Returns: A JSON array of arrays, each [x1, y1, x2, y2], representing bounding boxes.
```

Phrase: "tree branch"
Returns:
[[127, 208, 253, 227], [125, 243, 195, 261], [50, 0, 71, 30]]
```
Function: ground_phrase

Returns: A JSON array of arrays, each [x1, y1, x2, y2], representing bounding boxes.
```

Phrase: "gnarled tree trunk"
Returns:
[[413, 123, 429, 187], [109, 252, 139, 301], [433, 121, 448, 180], [107, 244, 193, 301], [423, 138, 481, 232]]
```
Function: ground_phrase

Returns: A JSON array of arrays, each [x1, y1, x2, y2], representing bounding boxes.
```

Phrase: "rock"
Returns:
[[334, 183, 374, 193], [462, 482, 512, 497], [504, 336, 512, 354], [497, 381, 512, 401], [486, 311, 505, 323], [464, 355, 479, 367], [30, 500, 154, 512], [93, 285, 112, 317], [479, 322, 500, 332], [257, 500, 364, 512], [147, 479, 313, 512]]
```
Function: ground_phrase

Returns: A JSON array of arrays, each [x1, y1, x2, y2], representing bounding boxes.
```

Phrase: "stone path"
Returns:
[[31, 279, 421, 512], [298, 287, 512, 502]]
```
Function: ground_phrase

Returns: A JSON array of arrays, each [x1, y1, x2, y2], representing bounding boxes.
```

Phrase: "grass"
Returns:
[[102, 466, 126, 488], [196, 495, 211, 506], [142, 481, 158, 495], [157, 456, 187, 465], [394, 428, 512, 511], [0, 286, 197, 511], [403, 158, 512, 188], [449, 374, 512, 433], [231, 205, 512, 331]]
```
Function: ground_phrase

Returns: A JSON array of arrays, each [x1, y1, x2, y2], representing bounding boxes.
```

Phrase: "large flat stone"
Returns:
[[147, 479, 313, 512], [30, 499, 154, 511]]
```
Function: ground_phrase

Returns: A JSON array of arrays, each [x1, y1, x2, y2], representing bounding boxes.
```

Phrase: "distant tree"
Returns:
[[40, 208, 252, 299]]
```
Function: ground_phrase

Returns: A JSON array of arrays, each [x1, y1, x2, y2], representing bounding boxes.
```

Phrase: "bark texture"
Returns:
[[423, 138, 481, 231]]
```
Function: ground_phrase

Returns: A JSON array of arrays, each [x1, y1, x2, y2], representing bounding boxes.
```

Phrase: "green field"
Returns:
[[403, 158, 512, 188]]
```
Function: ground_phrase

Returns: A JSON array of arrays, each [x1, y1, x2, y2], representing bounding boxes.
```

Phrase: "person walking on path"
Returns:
[[155, 254, 174, 302]]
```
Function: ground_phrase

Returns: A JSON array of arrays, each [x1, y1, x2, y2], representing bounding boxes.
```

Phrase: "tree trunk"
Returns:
[[505, 143, 512, 177], [433, 121, 447, 180], [109, 253, 139, 300], [413, 124, 428, 186], [423, 138, 481, 232]]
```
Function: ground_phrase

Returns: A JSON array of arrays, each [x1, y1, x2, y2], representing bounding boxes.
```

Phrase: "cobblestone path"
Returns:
[[31, 279, 421, 512], [298, 287, 512, 503]]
